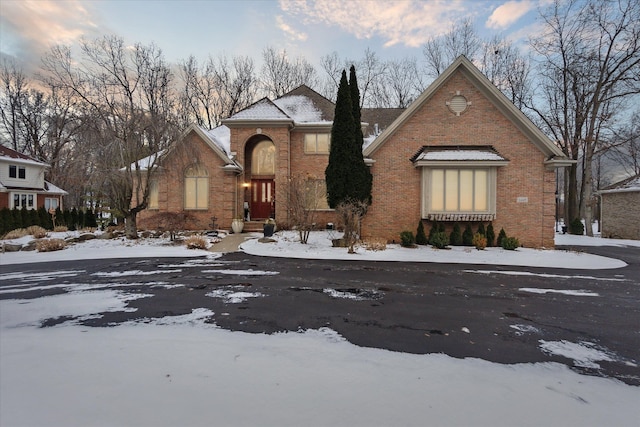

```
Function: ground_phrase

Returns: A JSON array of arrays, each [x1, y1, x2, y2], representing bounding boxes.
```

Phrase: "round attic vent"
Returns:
[[448, 94, 468, 115]]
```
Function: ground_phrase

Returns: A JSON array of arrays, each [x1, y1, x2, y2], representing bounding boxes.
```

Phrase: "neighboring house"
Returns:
[[0, 145, 67, 211], [599, 174, 640, 240], [139, 56, 572, 248]]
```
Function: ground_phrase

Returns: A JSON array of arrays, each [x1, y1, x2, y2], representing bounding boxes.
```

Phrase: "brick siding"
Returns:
[[601, 191, 640, 240]]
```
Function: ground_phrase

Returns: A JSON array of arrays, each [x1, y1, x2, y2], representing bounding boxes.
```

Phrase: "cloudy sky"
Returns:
[[1, 0, 549, 73]]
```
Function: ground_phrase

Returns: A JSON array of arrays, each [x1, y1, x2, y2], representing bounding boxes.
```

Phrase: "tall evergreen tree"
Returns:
[[325, 70, 355, 208], [348, 65, 372, 204]]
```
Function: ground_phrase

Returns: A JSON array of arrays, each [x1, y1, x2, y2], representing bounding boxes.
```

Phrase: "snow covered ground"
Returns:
[[1, 230, 639, 426]]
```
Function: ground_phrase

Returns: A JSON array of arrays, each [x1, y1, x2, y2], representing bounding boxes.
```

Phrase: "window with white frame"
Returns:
[[12, 193, 35, 209], [304, 179, 330, 210], [184, 165, 208, 210], [44, 198, 59, 211], [304, 133, 330, 154], [422, 167, 499, 220], [429, 168, 490, 212], [9, 165, 26, 179]]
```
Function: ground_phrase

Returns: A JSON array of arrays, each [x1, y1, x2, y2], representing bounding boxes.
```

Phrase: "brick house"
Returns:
[[0, 145, 67, 211], [599, 174, 640, 240], [139, 56, 571, 247]]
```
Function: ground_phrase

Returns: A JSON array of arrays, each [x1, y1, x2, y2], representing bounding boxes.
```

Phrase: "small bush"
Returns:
[[501, 236, 520, 250], [415, 221, 428, 245], [486, 223, 495, 247], [462, 224, 474, 246], [429, 231, 449, 249], [449, 223, 462, 246], [496, 228, 507, 247], [569, 218, 584, 235], [363, 237, 387, 251], [477, 223, 486, 236], [3, 228, 28, 240], [472, 233, 487, 250], [184, 235, 208, 250], [400, 231, 416, 247], [53, 226, 68, 232], [36, 238, 66, 252], [427, 221, 439, 243], [26, 225, 48, 238]]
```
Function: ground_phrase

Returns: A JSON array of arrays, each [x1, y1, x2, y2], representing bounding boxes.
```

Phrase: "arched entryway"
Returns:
[[244, 136, 276, 220]]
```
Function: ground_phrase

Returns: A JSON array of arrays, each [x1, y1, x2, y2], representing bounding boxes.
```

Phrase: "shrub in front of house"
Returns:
[[427, 221, 439, 243], [501, 236, 520, 250], [486, 223, 496, 247], [415, 221, 428, 245], [400, 231, 416, 247], [430, 231, 449, 249], [462, 224, 474, 246], [472, 233, 487, 250], [363, 237, 387, 251], [477, 223, 486, 236], [36, 238, 66, 252], [3, 228, 28, 240], [569, 218, 584, 235], [26, 225, 48, 239], [497, 228, 507, 247], [184, 235, 208, 250], [449, 222, 462, 246]]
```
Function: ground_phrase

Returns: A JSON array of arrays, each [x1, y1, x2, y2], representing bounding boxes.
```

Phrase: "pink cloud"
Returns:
[[486, 0, 534, 29]]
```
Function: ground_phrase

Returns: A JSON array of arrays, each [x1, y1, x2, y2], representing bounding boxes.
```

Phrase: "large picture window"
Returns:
[[304, 133, 330, 154], [430, 169, 488, 212], [423, 167, 497, 220], [184, 165, 208, 210]]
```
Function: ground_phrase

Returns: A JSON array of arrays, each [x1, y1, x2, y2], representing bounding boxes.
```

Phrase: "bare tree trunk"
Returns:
[[124, 212, 138, 240]]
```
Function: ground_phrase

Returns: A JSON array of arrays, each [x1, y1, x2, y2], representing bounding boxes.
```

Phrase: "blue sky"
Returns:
[[1, 0, 550, 73]]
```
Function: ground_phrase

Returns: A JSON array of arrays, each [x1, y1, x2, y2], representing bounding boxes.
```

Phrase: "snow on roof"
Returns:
[[273, 95, 327, 123], [133, 149, 166, 171], [600, 174, 640, 194], [225, 98, 291, 121], [204, 125, 231, 154], [0, 145, 48, 168], [411, 146, 508, 162], [44, 181, 68, 195]]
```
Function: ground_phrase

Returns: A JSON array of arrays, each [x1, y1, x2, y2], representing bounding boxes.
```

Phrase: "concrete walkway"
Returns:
[[209, 232, 257, 253]]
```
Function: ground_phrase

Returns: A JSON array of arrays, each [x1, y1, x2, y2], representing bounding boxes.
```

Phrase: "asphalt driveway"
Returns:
[[1, 244, 638, 385]]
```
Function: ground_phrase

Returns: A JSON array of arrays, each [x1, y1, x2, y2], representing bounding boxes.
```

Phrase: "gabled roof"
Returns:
[[183, 125, 240, 171], [362, 55, 571, 167], [0, 145, 48, 168], [224, 98, 292, 124], [223, 85, 334, 126], [134, 124, 240, 172], [599, 173, 640, 194]]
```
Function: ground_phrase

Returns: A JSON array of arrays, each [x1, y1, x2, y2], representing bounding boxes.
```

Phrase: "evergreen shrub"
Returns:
[[569, 218, 584, 235], [462, 224, 474, 246], [430, 231, 449, 249], [449, 223, 462, 245], [472, 233, 487, 250], [486, 223, 495, 247], [400, 231, 416, 247], [497, 228, 507, 247], [415, 221, 428, 245], [501, 236, 520, 250]]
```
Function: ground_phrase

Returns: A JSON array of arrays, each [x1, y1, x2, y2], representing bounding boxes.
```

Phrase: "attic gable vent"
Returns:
[[447, 94, 470, 116]]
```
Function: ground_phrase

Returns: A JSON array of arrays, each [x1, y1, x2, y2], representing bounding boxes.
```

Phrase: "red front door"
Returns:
[[251, 179, 274, 219]]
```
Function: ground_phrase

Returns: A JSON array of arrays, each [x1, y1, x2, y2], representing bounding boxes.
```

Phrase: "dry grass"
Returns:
[[184, 235, 208, 250], [36, 238, 66, 252], [3, 228, 28, 240], [362, 237, 387, 251], [26, 225, 48, 238], [53, 226, 68, 232]]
